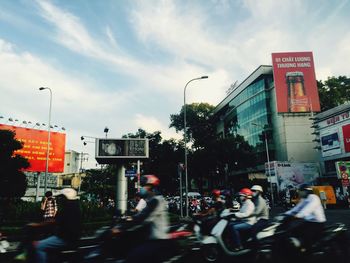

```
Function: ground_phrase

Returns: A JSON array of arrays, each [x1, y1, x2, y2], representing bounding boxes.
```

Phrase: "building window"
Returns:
[[62, 179, 71, 186]]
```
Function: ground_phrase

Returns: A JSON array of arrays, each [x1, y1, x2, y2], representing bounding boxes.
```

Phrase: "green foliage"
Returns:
[[80, 167, 117, 203], [170, 103, 216, 149], [318, 76, 350, 111], [0, 200, 41, 224], [80, 200, 113, 222], [0, 129, 29, 198]]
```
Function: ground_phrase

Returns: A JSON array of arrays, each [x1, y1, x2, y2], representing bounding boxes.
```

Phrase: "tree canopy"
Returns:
[[0, 129, 29, 198], [318, 76, 350, 111]]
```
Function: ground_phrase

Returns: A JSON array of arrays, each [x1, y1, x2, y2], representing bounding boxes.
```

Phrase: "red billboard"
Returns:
[[272, 52, 320, 113], [342, 124, 350, 153], [0, 124, 66, 172]]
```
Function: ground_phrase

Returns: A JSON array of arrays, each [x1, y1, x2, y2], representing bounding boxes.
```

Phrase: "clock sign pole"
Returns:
[[95, 138, 149, 215]]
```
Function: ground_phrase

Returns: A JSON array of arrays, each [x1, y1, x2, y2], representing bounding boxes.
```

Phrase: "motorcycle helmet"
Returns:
[[298, 183, 313, 198], [59, 188, 78, 200], [251, 185, 263, 192], [140, 174, 160, 187], [212, 189, 221, 197], [298, 183, 313, 191], [239, 188, 253, 198]]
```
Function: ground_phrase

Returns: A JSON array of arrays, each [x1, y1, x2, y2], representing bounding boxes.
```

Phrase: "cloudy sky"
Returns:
[[1, 0, 349, 169]]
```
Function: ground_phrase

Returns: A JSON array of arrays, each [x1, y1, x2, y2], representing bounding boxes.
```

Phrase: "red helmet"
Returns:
[[239, 188, 253, 198], [141, 175, 160, 187], [212, 189, 221, 197]]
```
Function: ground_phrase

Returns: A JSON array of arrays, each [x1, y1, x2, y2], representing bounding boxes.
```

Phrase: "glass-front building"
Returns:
[[214, 65, 318, 188], [215, 66, 275, 165]]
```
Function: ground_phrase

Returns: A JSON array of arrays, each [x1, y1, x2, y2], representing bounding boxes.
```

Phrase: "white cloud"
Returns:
[[134, 113, 181, 140]]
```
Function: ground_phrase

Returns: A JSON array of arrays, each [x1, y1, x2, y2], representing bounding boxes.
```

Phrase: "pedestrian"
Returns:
[[41, 191, 57, 222], [319, 191, 327, 209]]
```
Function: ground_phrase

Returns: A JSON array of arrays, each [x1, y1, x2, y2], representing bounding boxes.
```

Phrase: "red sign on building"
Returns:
[[0, 124, 66, 172], [272, 52, 321, 113], [342, 124, 350, 153]]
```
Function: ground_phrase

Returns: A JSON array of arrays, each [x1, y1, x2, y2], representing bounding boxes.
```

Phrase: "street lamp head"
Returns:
[[39, 87, 48, 91], [201, 76, 209, 79], [104, 127, 109, 133], [81, 136, 84, 141]]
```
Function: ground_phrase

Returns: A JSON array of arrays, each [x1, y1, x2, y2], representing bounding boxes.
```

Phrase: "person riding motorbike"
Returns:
[[229, 188, 256, 251], [132, 191, 147, 213], [194, 189, 225, 218], [283, 183, 326, 250], [117, 175, 175, 263], [34, 188, 82, 263], [251, 185, 269, 234]]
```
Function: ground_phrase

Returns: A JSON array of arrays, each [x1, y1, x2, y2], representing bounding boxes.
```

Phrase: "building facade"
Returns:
[[213, 65, 319, 194], [312, 103, 350, 197]]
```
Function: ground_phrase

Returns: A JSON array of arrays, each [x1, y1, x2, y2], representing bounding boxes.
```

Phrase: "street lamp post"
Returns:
[[252, 123, 274, 207], [104, 127, 109, 138], [183, 76, 208, 218], [39, 87, 52, 194]]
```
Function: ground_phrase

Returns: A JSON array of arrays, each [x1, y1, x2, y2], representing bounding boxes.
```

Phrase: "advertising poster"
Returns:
[[335, 161, 350, 186], [272, 52, 320, 113], [0, 124, 66, 172], [320, 127, 341, 157], [342, 124, 350, 153], [275, 162, 319, 192]]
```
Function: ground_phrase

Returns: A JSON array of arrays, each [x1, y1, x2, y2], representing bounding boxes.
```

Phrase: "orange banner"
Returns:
[[0, 124, 66, 172]]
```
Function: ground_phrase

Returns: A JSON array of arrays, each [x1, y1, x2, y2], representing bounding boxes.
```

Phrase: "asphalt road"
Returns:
[[2, 207, 350, 263]]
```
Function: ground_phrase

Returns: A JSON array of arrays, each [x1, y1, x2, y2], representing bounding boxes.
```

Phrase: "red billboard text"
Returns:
[[0, 124, 66, 172], [272, 52, 320, 113]]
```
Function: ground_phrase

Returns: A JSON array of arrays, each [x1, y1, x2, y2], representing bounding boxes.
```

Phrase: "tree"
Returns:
[[318, 76, 350, 111], [122, 129, 183, 194], [81, 166, 116, 204], [170, 102, 255, 191], [170, 103, 216, 149], [0, 129, 29, 198]]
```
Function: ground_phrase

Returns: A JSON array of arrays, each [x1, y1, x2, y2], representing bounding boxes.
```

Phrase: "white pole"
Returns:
[[39, 87, 52, 194], [137, 160, 141, 192], [264, 131, 274, 207], [116, 165, 128, 215], [183, 76, 208, 218], [35, 172, 41, 201]]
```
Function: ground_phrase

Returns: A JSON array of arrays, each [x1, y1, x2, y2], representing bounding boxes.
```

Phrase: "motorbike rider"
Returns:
[[284, 183, 326, 250], [229, 188, 256, 251], [133, 191, 147, 213], [196, 189, 225, 217], [251, 185, 269, 233], [117, 175, 175, 263], [34, 188, 82, 263]]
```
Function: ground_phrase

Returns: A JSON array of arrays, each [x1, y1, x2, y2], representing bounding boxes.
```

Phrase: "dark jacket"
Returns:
[[55, 200, 81, 242]]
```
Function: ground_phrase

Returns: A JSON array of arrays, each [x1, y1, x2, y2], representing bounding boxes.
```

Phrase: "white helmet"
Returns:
[[60, 188, 78, 200], [251, 185, 263, 192]]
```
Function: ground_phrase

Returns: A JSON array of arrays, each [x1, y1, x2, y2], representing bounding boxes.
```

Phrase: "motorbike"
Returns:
[[0, 232, 10, 253], [255, 215, 349, 263], [194, 211, 349, 263], [85, 217, 194, 263], [193, 209, 258, 262]]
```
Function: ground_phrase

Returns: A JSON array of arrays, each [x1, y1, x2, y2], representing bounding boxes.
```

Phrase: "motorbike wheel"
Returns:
[[202, 244, 221, 262]]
